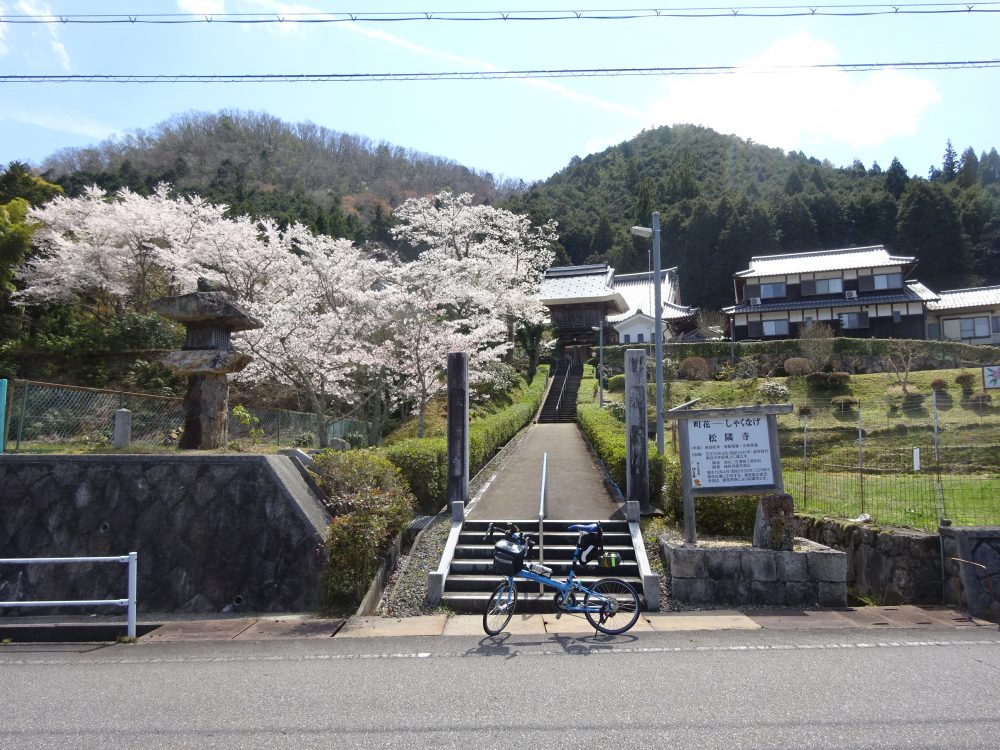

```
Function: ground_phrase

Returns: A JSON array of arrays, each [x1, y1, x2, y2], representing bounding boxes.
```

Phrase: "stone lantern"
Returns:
[[152, 281, 263, 449]]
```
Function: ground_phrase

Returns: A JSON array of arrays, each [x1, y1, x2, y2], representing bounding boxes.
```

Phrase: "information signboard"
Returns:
[[687, 416, 774, 490]]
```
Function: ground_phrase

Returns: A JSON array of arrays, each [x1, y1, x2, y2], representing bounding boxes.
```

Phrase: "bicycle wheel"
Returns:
[[584, 578, 640, 634], [483, 579, 518, 636]]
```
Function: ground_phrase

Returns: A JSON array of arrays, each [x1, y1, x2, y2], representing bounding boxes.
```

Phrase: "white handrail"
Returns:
[[537, 452, 548, 593], [554, 366, 571, 413], [0, 553, 138, 638]]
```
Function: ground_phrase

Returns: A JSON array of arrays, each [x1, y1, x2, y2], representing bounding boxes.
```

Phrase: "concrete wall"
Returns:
[[941, 526, 1000, 621], [0, 455, 330, 614]]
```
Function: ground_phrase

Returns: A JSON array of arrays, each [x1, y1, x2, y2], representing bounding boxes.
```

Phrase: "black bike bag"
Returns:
[[493, 538, 527, 576], [576, 529, 604, 565]]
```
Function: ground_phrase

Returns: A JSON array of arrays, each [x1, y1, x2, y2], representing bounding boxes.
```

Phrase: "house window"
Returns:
[[814, 278, 843, 295], [762, 320, 789, 336], [623, 334, 631, 343], [840, 312, 869, 330], [927, 323, 941, 339], [873, 272, 902, 290], [637, 333, 645, 343], [760, 282, 786, 299], [993, 316, 1000, 333], [943, 317, 990, 340]]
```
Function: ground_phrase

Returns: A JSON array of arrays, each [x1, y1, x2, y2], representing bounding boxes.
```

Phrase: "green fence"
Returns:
[[1, 380, 371, 451]]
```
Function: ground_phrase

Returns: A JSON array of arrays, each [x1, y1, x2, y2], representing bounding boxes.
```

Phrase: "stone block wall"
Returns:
[[941, 526, 1000, 620], [0, 455, 330, 614], [661, 539, 848, 607], [792, 515, 942, 604]]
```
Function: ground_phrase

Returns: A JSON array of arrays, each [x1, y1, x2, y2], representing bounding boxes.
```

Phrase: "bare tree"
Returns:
[[882, 339, 925, 395], [798, 321, 835, 372]]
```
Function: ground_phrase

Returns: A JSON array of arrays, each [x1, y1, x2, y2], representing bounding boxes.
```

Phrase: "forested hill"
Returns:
[[505, 124, 1000, 310], [40, 110, 503, 239]]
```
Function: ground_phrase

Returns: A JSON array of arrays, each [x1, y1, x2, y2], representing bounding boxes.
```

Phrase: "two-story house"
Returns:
[[723, 246, 936, 341]]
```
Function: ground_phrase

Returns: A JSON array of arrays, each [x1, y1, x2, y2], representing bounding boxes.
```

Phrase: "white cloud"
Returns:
[[644, 29, 940, 153], [177, 0, 226, 13], [15, 0, 71, 70], [1, 106, 115, 140]]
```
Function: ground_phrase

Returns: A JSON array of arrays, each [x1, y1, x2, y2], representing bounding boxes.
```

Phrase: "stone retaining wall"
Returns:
[[0, 455, 330, 614], [792, 515, 941, 604], [941, 526, 1000, 621], [661, 538, 847, 607]]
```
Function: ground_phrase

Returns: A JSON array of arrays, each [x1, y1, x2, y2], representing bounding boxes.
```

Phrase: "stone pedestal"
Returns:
[[179, 374, 230, 450]]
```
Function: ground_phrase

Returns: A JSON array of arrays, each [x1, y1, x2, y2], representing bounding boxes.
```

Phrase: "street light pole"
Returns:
[[631, 214, 665, 456]]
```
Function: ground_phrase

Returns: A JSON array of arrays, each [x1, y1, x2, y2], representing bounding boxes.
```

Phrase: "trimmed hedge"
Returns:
[[576, 402, 664, 508], [381, 365, 549, 514]]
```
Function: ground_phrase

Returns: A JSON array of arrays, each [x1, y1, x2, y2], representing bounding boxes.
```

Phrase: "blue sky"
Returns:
[[0, 1, 997, 183]]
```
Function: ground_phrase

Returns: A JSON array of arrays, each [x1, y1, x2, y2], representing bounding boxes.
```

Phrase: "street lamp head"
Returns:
[[630, 225, 653, 239], [591, 325, 601, 332]]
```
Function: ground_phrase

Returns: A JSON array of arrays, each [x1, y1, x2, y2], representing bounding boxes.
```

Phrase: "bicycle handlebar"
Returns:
[[483, 523, 536, 552]]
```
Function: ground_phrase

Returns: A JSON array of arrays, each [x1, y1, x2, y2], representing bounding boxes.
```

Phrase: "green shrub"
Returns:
[[607, 374, 626, 392], [783, 357, 811, 376], [577, 403, 664, 508], [677, 356, 710, 381], [310, 449, 416, 609], [826, 372, 851, 388], [797, 404, 812, 417], [805, 372, 829, 389], [930, 378, 948, 392], [955, 371, 978, 391], [602, 401, 626, 422], [381, 438, 447, 514]]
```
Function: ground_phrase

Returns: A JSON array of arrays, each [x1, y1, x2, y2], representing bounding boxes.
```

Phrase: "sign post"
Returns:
[[669, 404, 793, 545]]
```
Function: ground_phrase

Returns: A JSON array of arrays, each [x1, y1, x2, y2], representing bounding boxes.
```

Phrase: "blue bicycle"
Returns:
[[482, 522, 641, 636]]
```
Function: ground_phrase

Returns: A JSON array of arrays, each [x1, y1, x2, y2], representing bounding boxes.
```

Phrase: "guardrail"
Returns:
[[0, 553, 138, 638]]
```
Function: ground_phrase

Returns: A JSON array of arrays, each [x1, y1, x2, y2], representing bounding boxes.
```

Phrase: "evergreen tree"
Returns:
[[589, 214, 614, 258], [896, 179, 969, 289], [941, 140, 958, 182], [884, 158, 909, 199], [956, 147, 979, 189], [979, 148, 1000, 186]]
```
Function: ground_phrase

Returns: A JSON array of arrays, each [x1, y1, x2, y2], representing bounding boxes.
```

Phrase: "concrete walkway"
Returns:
[[468, 423, 623, 520]]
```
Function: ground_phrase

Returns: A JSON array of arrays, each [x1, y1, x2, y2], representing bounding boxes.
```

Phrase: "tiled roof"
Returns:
[[723, 287, 923, 315], [906, 281, 940, 302], [539, 265, 628, 312], [735, 245, 916, 278], [606, 270, 696, 323], [926, 285, 1000, 311]]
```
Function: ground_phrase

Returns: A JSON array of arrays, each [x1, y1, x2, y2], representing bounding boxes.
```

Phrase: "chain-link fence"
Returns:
[[774, 393, 998, 531], [1, 380, 371, 451]]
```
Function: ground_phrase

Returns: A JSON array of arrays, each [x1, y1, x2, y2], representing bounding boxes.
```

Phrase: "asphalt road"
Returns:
[[2, 627, 999, 749]]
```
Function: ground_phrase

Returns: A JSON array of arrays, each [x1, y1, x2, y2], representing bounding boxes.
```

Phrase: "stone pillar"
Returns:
[[624, 349, 651, 514], [113, 409, 132, 449], [752, 493, 795, 550], [179, 374, 229, 450], [446, 352, 470, 521]]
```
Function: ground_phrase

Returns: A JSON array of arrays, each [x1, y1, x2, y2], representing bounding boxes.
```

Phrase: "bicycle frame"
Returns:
[[504, 548, 612, 615]]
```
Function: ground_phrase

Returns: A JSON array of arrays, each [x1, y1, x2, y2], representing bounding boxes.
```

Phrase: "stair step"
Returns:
[[444, 573, 644, 594], [442, 590, 647, 614], [450, 560, 641, 576]]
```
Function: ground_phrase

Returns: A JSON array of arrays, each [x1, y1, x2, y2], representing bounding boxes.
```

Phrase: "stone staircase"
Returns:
[[441, 518, 645, 613], [537, 363, 583, 423]]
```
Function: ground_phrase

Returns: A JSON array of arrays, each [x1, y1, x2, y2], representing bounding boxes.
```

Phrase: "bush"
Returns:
[[602, 401, 626, 422], [677, 356, 710, 380], [577, 403, 664, 508], [783, 357, 811, 376], [797, 404, 812, 417], [969, 392, 993, 409], [826, 372, 851, 389], [930, 378, 948, 392], [309, 450, 416, 609], [805, 371, 829, 389], [607, 374, 626, 392], [955, 371, 978, 391], [831, 395, 858, 413], [755, 380, 790, 403]]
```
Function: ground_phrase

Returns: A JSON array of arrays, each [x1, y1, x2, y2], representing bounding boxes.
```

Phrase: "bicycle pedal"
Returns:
[[555, 611, 562, 619]]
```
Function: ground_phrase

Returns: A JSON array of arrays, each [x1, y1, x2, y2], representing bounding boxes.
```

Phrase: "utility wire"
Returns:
[[2, 60, 998, 83], [2, 3, 1000, 25]]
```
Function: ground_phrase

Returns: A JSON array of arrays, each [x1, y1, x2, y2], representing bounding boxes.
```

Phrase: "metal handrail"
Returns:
[[537, 452, 548, 593], [0, 553, 138, 638], [554, 366, 571, 413], [667, 397, 702, 412]]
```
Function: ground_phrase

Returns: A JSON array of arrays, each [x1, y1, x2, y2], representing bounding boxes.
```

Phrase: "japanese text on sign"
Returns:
[[686, 417, 774, 489]]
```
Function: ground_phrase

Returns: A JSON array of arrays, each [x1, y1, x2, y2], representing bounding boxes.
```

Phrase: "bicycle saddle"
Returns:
[[568, 523, 600, 533]]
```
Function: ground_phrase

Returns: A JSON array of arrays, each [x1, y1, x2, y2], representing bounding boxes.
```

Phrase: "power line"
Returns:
[[2, 60, 998, 83], [2, 3, 999, 25]]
